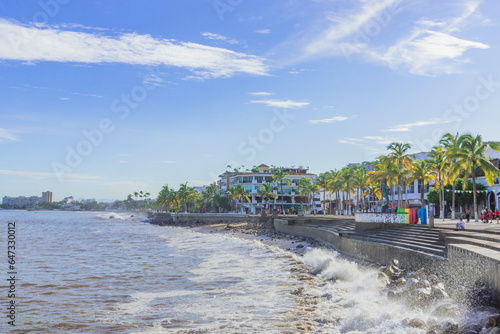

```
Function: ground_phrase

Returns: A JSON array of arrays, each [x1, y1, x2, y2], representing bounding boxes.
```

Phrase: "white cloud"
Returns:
[[0, 19, 268, 79], [256, 29, 271, 34], [143, 75, 169, 88], [274, 0, 488, 76], [309, 116, 349, 124], [0, 128, 19, 143], [338, 139, 362, 146], [384, 118, 453, 132], [201, 32, 240, 45], [248, 92, 274, 96], [251, 99, 309, 108]]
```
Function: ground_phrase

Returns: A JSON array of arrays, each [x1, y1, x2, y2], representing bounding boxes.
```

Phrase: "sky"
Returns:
[[1, 0, 500, 201]]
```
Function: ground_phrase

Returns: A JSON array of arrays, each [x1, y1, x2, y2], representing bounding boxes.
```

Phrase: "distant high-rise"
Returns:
[[42, 191, 53, 203]]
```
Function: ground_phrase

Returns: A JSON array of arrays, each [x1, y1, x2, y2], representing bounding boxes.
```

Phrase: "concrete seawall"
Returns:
[[150, 212, 259, 225], [274, 218, 446, 273]]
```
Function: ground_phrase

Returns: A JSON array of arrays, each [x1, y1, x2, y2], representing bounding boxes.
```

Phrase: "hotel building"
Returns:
[[218, 164, 321, 214]]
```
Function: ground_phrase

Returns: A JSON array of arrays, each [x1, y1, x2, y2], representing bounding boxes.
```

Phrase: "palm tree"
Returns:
[[337, 167, 355, 214], [328, 169, 342, 214], [407, 160, 435, 209], [428, 146, 446, 219], [440, 132, 461, 219], [230, 184, 251, 213], [387, 142, 414, 208], [298, 177, 319, 213], [178, 182, 195, 212], [315, 172, 331, 214], [203, 182, 220, 212], [257, 183, 278, 211], [273, 169, 291, 214], [352, 166, 370, 212], [369, 156, 395, 208], [450, 134, 500, 221]]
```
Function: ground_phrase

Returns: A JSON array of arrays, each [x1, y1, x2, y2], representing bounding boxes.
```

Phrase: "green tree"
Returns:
[[407, 160, 435, 209], [387, 142, 414, 208], [440, 132, 462, 219], [315, 172, 332, 214], [298, 177, 319, 213], [258, 183, 278, 211], [450, 134, 500, 221], [273, 169, 291, 214]]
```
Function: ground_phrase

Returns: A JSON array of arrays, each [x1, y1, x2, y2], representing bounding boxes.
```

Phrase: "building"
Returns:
[[62, 196, 74, 205], [42, 191, 53, 203], [218, 164, 320, 214], [2, 195, 42, 208]]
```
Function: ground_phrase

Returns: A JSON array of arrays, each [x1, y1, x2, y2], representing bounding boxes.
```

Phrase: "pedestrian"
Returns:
[[486, 208, 490, 224], [481, 208, 486, 223], [496, 208, 500, 224], [490, 210, 494, 224], [465, 208, 470, 223]]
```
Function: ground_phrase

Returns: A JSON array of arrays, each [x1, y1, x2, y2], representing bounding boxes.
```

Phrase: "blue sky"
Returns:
[[1, 0, 499, 201]]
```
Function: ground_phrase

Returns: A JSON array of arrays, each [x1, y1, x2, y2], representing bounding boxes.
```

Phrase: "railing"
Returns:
[[355, 212, 409, 224]]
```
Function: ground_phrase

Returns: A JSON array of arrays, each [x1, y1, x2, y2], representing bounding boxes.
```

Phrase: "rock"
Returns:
[[441, 321, 459, 334], [296, 244, 305, 249], [486, 317, 497, 328], [431, 303, 460, 318], [430, 285, 449, 300], [395, 277, 407, 287], [403, 278, 419, 292], [392, 259, 399, 267], [409, 318, 426, 328], [378, 272, 390, 285], [486, 327, 500, 334]]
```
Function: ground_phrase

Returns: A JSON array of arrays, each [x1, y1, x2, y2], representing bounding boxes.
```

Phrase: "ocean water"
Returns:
[[0, 211, 492, 333]]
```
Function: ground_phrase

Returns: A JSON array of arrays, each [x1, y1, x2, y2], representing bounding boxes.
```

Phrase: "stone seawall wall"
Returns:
[[151, 212, 258, 225], [274, 219, 445, 273]]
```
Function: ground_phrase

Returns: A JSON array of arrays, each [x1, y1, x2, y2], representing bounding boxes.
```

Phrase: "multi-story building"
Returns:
[[218, 164, 320, 214], [2, 195, 42, 208], [42, 191, 53, 203]]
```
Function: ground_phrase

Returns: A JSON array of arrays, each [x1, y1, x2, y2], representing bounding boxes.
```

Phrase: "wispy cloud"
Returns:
[[309, 115, 354, 124], [248, 92, 274, 96], [256, 29, 271, 34], [251, 99, 309, 108], [0, 128, 19, 143], [383, 118, 453, 132], [59, 97, 71, 101], [338, 139, 362, 146], [0, 19, 268, 79], [143, 74, 169, 88], [201, 32, 240, 45], [273, 0, 489, 76]]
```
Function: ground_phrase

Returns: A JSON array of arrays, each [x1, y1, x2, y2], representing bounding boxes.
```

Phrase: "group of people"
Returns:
[[454, 207, 500, 230], [480, 208, 500, 224]]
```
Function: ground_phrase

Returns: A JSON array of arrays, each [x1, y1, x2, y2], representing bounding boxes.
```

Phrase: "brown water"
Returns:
[[0, 210, 493, 333]]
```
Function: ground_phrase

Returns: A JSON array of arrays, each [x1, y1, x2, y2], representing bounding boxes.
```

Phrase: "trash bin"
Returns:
[[418, 208, 427, 225]]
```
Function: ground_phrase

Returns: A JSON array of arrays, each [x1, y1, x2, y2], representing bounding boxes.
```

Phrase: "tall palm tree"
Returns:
[[328, 169, 342, 213], [178, 182, 195, 212], [428, 146, 446, 218], [407, 160, 435, 209], [369, 156, 396, 208], [450, 134, 500, 221], [203, 182, 220, 212], [387, 142, 414, 208], [440, 132, 462, 219], [352, 166, 370, 211], [230, 184, 251, 213], [315, 172, 331, 214], [298, 177, 319, 213], [273, 169, 291, 214], [337, 167, 355, 214], [257, 183, 278, 211]]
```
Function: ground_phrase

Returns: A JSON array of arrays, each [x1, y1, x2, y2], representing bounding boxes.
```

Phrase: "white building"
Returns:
[[218, 164, 321, 214]]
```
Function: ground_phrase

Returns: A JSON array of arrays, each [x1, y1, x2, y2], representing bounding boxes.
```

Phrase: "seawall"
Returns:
[[275, 217, 500, 305]]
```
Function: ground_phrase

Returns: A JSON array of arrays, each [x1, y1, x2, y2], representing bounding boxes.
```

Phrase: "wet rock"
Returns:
[[296, 244, 305, 249], [486, 317, 497, 328], [409, 318, 426, 328], [441, 321, 459, 334], [487, 327, 500, 334], [430, 285, 449, 300], [392, 259, 399, 267], [431, 303, 460, 318], [291, 287, 305, 295]]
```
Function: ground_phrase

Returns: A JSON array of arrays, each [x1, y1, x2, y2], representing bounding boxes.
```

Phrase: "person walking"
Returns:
[[496, 208, 500, 224], [465, 208, 470, 223]]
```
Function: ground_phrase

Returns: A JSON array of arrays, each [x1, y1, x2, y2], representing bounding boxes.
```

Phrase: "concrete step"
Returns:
[[369, 231, 441, 244], [446, 236, 500, 251], [350, 234, 446, 256], [360, 234, 445, 252]]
